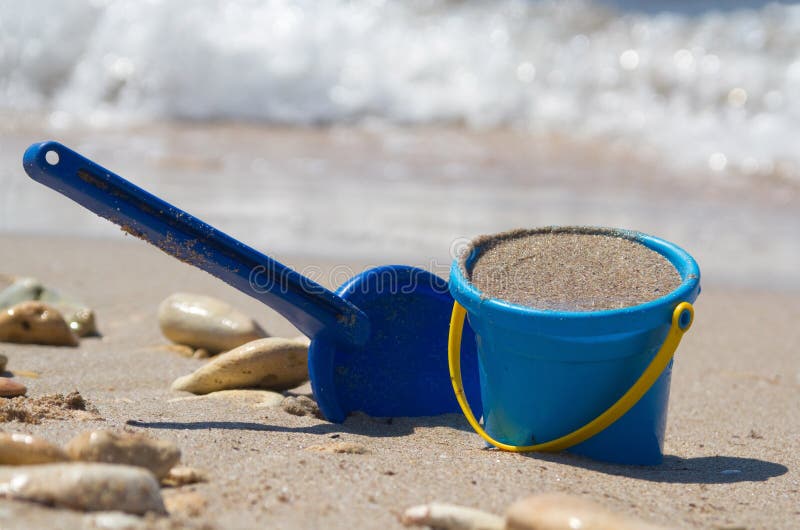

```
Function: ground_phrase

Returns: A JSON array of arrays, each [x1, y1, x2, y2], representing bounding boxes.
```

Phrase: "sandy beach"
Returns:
[[3, 1, 800, 527], [0, 233, 797, 529]]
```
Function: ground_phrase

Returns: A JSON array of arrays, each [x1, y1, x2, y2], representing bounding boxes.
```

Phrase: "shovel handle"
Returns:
[[23, 141, 370, 346]]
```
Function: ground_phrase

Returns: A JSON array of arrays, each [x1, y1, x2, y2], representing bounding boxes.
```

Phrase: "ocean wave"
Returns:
[[3, 0, 800, 180]]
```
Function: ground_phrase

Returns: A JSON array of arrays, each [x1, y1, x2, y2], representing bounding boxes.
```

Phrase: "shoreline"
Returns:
[[3, 121, 798, 292]]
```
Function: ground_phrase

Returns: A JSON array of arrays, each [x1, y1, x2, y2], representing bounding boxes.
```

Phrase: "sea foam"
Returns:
[[3, 0, 800, 180]]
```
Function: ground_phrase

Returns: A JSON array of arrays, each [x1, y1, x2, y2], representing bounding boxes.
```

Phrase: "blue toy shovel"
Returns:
[[23, 141, 481, 422]]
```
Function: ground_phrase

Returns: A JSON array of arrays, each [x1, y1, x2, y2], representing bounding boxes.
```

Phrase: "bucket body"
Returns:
[[450, 227, 700, 465]]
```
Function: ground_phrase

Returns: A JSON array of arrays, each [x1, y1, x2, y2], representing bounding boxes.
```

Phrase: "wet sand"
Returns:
[[2, 119, 798, 291], [0, 234, 797, 529]]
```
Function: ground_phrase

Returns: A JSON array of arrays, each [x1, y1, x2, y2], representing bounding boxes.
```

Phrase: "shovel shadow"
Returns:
[[518, 451, 788, 484], [126, 412, 475, 439], [127, 418, 786, 484]]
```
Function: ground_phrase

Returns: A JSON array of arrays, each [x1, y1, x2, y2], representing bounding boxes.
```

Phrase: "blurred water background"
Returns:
[[1, 0, 798, 289]]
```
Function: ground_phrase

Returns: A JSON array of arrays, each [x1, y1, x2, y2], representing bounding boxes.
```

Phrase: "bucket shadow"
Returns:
[[127, 419, 785, 483], [126, 412, 474, 439], [523, 452, 788, 484]]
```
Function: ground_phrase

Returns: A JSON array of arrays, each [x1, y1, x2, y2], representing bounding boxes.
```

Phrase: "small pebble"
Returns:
[[160, 344, 211, 359], [0, 432, 69, 465], [158, 293, 267, 354], [163, 491, 208, 517], [171, 337, 309, 394], [169, 389, 284, 408], [84, 511, 144, 529], [0, 377, 27, 398], [281, 395, 322, 418], [0, 278, 98, 337], [0, 354, 7, 372], [401, 503, 503, 530], [0, 301, 79, 346], [0, 277, 44, 309], [38, 287, 98, 337], [160, 466, 207, 487], [53, 303, 99, 337], [65, 430, 181, 480], [305, 442, 369, 454], [0, 463, 166, 515], [192, 348, 211, 359], [505, 493, 671, 530], [161, 344, 196, 357]]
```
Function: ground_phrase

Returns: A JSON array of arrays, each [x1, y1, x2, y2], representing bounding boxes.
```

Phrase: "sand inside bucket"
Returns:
[[466, 227, 682, 312]]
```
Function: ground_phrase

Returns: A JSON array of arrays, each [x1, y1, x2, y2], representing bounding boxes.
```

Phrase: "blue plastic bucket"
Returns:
[[449, 227, 700, 465]]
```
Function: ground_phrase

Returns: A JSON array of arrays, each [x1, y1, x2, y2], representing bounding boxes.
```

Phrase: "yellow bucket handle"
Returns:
[[448, 301, 694, 452]]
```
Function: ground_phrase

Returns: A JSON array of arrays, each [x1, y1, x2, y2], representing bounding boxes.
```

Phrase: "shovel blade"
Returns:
[[309, 265, 481, 422]]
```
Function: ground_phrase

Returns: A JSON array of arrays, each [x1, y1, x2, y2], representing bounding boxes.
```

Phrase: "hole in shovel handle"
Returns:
[[45, 150, 60, 165]]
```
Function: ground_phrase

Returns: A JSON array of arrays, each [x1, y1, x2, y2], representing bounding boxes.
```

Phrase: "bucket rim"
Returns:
[[450, 226, 700, 330]]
